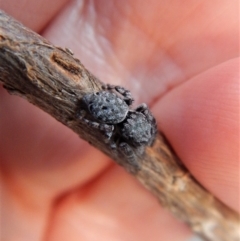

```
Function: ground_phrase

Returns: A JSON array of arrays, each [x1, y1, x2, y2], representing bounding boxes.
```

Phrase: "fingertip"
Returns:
[[154, 58, 239, 212]]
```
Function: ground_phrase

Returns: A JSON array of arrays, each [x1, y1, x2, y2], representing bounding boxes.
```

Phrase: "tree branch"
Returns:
[[0, 10, 239, 241]]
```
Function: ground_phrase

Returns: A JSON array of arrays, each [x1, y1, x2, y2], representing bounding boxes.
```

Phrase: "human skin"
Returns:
[[0, 1, 239, 241]]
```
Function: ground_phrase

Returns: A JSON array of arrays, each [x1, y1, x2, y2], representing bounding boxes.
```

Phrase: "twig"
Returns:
[[0, 10, 239, 241]]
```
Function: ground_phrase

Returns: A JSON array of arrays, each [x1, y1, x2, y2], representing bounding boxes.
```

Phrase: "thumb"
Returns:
[[154, 58, 239, 212]]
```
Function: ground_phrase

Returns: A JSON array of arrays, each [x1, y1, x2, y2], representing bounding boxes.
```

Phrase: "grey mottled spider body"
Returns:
[[79, 84, 157, 173], [82, 91, 129, 124]]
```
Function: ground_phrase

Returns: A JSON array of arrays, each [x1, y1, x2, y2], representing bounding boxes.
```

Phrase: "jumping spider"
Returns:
[[78, 84, 157, 173]]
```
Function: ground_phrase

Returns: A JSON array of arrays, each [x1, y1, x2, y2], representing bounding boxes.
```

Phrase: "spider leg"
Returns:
[[118, 142, 142, 174], [115, 86, 134, 105], [78, 110, 114, 142], [103, 84, 134, 106]]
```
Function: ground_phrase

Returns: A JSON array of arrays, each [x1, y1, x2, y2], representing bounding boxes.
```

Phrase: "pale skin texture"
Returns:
[[0, 1, 239, 241]]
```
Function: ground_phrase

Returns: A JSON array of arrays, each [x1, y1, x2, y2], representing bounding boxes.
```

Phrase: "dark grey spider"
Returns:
[[78, 84, 157, 173]]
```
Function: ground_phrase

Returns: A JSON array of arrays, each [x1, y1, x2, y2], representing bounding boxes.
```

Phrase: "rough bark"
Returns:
[[0, 10, 239, 241]]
